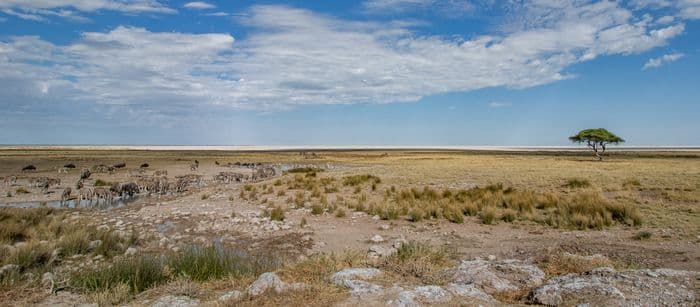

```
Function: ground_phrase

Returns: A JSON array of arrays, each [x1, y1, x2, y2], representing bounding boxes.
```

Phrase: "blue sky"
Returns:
[[0, 0, 698, 145]]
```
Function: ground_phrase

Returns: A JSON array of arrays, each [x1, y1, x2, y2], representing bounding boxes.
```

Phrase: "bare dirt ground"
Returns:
[[0, 149, 698, 306]]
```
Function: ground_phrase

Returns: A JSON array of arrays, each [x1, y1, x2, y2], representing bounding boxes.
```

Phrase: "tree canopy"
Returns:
[[569, 128, 624, 160]]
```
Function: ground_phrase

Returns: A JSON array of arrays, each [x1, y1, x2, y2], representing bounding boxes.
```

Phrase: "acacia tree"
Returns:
[[569, 128, 624, 161]]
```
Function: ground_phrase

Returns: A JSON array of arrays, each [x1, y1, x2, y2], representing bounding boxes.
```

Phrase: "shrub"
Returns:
[[500, 209, 517, 222], [311, 203, 324, 215], [565, 178, 591, 189], [632, 231, 652, 240], [269, 206, 285, 221], [73, 245, 281, 295], [287, 167, 324, 174], [479, 207, 497, 225], [94, 179, 113, 187], [343, 174, 381, 186], [408, 208, 424, 222], [200, 193, 209, 200], [58, 229, 91, 256], [15, 187, 29, 194], [334, 208, 346, 218], [382, 241, 453, 285]]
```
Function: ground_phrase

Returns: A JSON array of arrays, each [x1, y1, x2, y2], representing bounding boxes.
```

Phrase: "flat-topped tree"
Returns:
[[569, 128, 624, 161]]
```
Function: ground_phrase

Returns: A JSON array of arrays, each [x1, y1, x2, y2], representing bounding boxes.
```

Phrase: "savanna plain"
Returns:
[[0, 149, 698, 306]]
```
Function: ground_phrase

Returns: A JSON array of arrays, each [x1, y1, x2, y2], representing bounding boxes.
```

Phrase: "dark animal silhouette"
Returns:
[[22, 165, 37, 172], [64, 163, 76, 169], [80, 168, 91, 180], [113, 162, 126, 169], [140, 163, 149, 168]]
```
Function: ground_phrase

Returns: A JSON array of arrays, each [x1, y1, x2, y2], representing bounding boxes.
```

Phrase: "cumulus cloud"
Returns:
[[184, 2, 215, 10], [643, 52, 685, 69], [0, 0, 173, 21], [0, 2, 688, 114]]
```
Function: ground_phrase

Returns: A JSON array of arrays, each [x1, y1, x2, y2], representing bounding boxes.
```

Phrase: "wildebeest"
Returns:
[[64, 163, 76, 169], [140, 163, 149, 168], [76, 179, 84, 190], [22, 165, 37, 172], [80, 168, 91, 180], [113, 162, 126, 169], [215, 161, 220, 166]]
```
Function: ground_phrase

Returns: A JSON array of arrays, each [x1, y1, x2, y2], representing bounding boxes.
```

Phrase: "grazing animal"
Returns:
[[76, 179, 84, 190], [79, 188, 94, 201], [252, 166, 276, 181], [119, 182, 139, 197], [58, 167, 71, 174], [154, 170, 168, 176], [113, 162, 126, 169], [80, 168, 91, 180], [64, 163, 76, 169], [140, 163, 149, 168], [214, 172, 246, 183], [215, 161, 220, 166], [92, 187, 110, 201], [92, 164, 114, 174], [32, 177, 60, 192], [189, 161, 199, 171], [22, 165, 37, 172], [61, 187, 71, 202]]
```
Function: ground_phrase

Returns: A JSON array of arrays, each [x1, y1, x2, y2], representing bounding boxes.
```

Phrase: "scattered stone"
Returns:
[[331, 268, 382, 282], [445, 283, 495, 302], [368, 245, 396, 258], [331, 268, 384, 298], [247, 272, 306, 296], [370, 234, 384, 243], [487, 254, 496, 261], [218, 290, 242, 302], [124, 247, 138, 256], [88, 240, 102, 250], [379, 224, 390, 231], [150, 295, 200, 307], [41, 272, 55, 292], [0, 264, 19, 278], [533, 267, 698, 306], [449, 258, 545, 293]]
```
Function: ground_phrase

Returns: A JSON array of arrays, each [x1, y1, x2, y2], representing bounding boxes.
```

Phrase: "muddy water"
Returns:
[[0, 195, 140, 209]]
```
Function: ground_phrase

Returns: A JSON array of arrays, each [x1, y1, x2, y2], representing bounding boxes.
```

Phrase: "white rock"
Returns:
[[150, 295, 200, 307], [124, 247, 138, 256], [369, 234, 384, 243], [331, 268, 382, 283], [446, 283, 495, 302], [379, 224, 390, 231], [218, 290, 242, 302], [247, 272, 304, 296]]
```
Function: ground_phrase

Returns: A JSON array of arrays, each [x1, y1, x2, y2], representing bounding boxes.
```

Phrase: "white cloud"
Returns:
[[0, 3, 687, 114], [488, 102, 511, 108], [184, 2, 215, 10], [362, 0, 474, 17], [0, 0, 174, 21], [631, 0, 700, 20], [643, 52, 685, 69], [206, 12, 228, 17]]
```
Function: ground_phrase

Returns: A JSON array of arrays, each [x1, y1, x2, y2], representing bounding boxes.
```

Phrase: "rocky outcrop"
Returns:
[[533, 267, 698, 306], [247, 272, 306, 296], [331, 268, 384, 298], [449, 258, 545, 293]]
